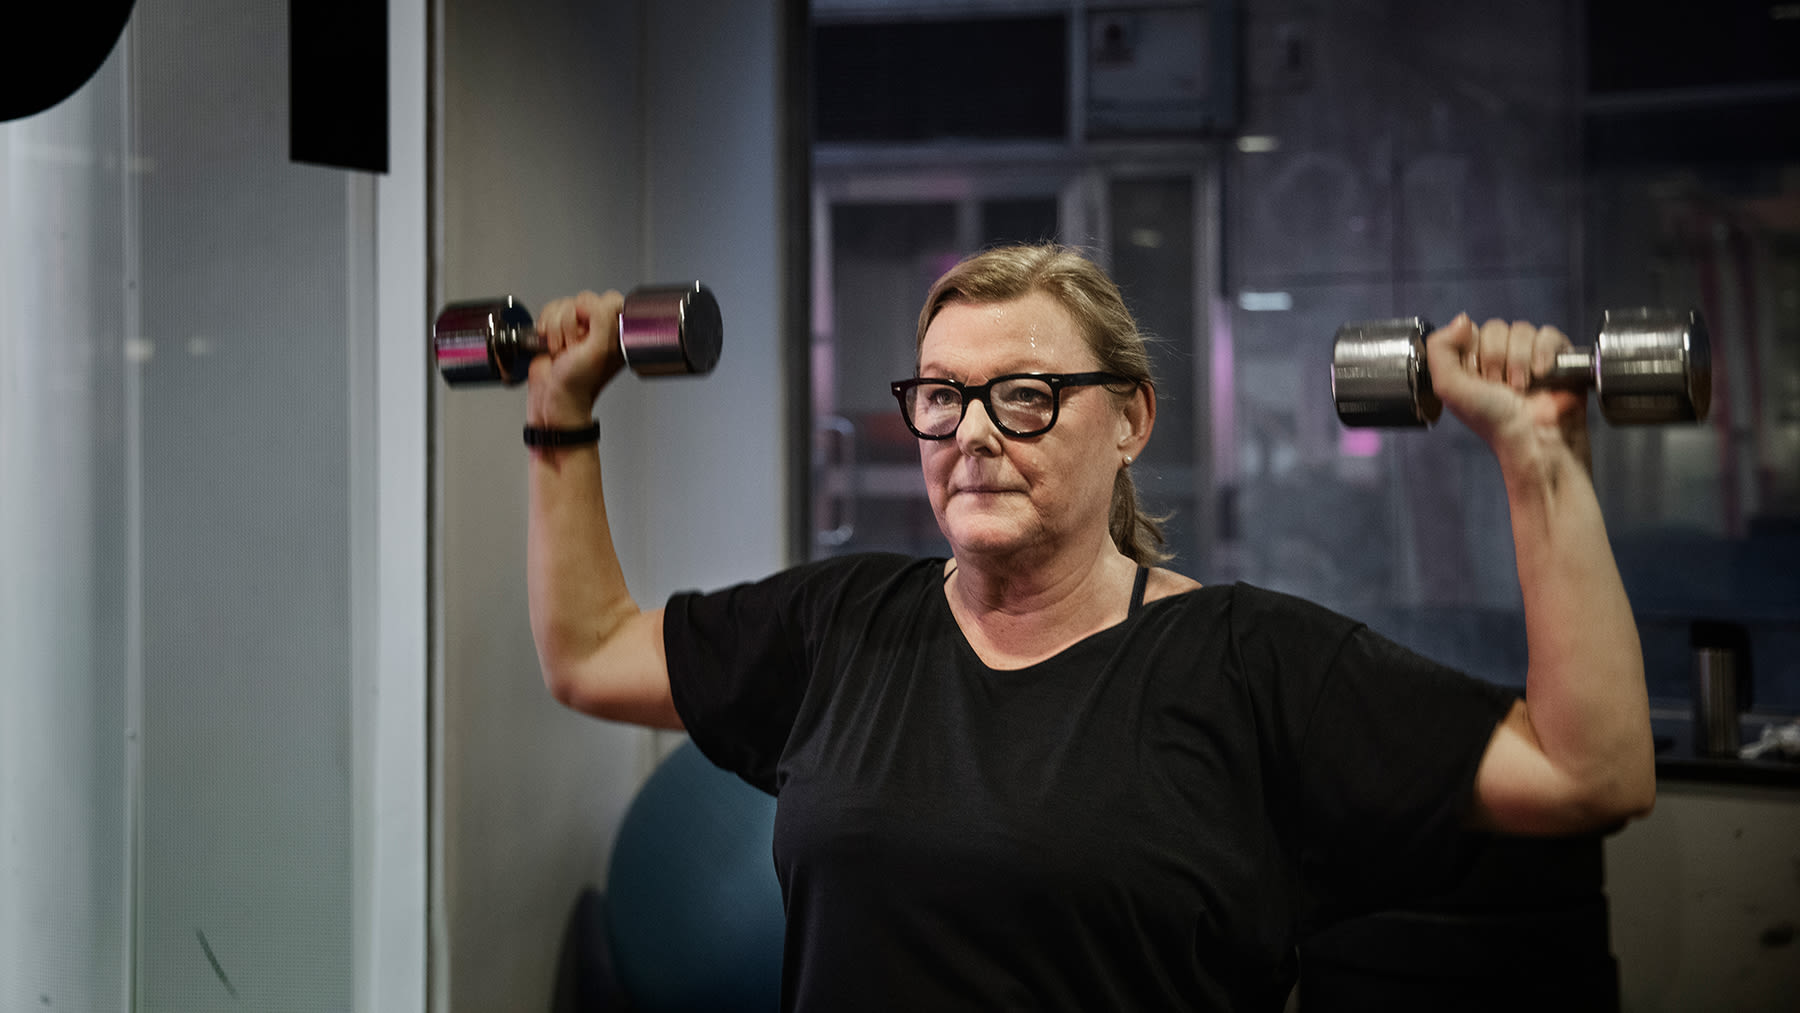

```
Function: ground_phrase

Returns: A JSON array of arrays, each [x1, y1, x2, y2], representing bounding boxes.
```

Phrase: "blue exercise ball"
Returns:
[[605, 741, 784, 1011]]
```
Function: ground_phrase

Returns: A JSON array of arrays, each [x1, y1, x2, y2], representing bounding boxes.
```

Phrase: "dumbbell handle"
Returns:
[[1540, 348, 1603, 387], [1332, 308, 1709, 427], [434, 283, 722, 386]]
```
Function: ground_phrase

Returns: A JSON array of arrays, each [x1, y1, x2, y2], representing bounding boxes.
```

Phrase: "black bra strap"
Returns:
[[1129, 565, 1150, 616]]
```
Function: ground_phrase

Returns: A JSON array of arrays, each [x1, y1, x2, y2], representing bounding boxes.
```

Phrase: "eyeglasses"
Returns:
[[889, 371, 1136, 440]]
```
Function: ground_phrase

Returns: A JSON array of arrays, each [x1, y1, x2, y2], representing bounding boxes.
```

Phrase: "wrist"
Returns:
[[523, 420, 600, 448], [1492, 399, 1591, 483], [527, 411, 596, 431], [527, 390, 598, 430], [1496, 425, 1589, 506]]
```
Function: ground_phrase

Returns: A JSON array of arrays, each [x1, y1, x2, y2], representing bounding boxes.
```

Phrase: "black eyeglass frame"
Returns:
[[889, 371, 1138, 440]]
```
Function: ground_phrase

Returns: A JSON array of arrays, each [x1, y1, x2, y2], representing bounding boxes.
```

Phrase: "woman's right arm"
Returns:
[[526, 289, 682, 729]]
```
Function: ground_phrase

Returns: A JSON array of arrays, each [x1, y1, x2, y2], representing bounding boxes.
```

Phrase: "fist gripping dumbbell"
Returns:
[[433, 283, 722, 386], [1331, 307, 1710, 427]]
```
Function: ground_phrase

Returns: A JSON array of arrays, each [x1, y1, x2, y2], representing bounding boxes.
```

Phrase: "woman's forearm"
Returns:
[[1500, 426, 1655, 823], [527, 443, 640, 701]]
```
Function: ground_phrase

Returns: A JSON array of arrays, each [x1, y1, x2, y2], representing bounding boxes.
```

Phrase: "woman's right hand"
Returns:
[[528, 289, 628, 427]]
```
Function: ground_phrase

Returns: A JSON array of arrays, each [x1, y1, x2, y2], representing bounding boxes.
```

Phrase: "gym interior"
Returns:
[[4, 1, 1796, 1010]]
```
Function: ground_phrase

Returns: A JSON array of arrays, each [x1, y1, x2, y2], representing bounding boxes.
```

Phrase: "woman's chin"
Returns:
[[940, 512, 1037, 559]]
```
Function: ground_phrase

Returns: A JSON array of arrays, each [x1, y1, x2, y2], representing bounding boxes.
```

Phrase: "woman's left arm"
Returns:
[[1425, 314, 1656, 835]]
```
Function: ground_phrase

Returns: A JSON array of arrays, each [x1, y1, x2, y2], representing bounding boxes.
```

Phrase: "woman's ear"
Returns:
[[1119, 381, 1155, 457]]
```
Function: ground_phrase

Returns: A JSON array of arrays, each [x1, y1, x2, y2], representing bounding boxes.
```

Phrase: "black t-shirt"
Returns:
[[664, 553, 1515, 1012]]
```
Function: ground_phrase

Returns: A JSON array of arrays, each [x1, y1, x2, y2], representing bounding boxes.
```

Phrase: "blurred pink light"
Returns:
[[1339, 428, 1382, 458]]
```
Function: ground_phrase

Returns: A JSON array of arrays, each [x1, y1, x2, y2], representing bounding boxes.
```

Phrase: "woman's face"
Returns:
[[916, 291, 1148, 564]]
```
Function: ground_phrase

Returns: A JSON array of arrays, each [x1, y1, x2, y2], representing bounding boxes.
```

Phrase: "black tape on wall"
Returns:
[[1, 3, 136, 122], [291, 0, 387, 172]]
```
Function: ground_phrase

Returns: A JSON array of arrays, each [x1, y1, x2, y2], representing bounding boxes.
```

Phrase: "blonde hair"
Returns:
[[915, 243, 1171, 566]]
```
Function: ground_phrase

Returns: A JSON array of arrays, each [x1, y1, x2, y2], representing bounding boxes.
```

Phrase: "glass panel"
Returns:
[[1216, 2, 1799, 719], [1227, 282, 1416, 608], [1, 2, 366, 1008], [815, 202, 958, 556], [0, 39, 131, 1013], [132, 2, 358, 1007], [981, 197, 1059, 247], [1108, 177, 1203, 567], [1587, 164, 1800, 708], [1219, 3, 1582, 691], [813, 17, 1068, 143]]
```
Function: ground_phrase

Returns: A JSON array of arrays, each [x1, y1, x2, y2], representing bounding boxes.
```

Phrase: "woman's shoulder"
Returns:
[[742, 552, 946, 608], [674, 553, 941, 613], [1227, 581, 1359, 626], [1129, 581, 1370, 698], [704, 551, 934, 588], [1140, 575, 1360, 639], [1142, 565, 1203, 604], [789, 551, 944, 585]]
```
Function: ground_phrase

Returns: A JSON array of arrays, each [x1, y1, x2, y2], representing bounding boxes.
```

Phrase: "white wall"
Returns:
[[361, 0, 430, 1009], [435, 1, 788, 1009], [636, 1, 791, 603], [437, 1, 646, 1007], [0, 40, 131, 1013]]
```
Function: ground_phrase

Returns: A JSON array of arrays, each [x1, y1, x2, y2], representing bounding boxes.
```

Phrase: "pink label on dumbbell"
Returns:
[[435, 333, 489, 368]]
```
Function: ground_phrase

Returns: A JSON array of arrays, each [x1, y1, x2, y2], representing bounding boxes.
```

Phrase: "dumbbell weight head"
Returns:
[[1330, 318, 1443, 428], [435, 295, 537, 385], [1590, 307, 1710, 425], [618, 283, 722, 376], [433, 283, 722, 386]]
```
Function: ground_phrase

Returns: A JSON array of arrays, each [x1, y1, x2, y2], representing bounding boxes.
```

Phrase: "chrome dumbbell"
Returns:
[[1331, 308, 1710, 427], [434, 283, 722, 386]]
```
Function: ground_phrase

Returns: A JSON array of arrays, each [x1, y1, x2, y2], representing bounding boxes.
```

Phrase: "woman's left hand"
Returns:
[[1424, 314, 1591, 470]]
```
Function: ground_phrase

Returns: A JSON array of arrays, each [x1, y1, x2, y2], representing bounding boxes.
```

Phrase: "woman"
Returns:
[[524, 244, 1654, 1010]]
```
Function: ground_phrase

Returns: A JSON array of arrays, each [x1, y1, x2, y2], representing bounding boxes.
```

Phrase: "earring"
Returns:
[[1122, 455, 1133, 467]]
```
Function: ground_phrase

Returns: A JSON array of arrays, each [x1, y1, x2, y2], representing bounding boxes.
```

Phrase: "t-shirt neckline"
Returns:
[[930, 557, 1210, 675]]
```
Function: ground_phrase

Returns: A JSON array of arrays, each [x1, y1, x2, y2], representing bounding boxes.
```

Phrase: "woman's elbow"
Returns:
[[1606, 767, 1657, 825], [535, 610, 678, 728], [1569, 766, 1656, 832], [1476, 717, 1657, 834], [542, 666, 628, 722], [541, 658, 681, 729], [541, 661, 594, 713]]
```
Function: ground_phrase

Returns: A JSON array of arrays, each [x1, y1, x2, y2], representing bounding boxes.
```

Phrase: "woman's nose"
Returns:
[[955, 398, 1002, 454]]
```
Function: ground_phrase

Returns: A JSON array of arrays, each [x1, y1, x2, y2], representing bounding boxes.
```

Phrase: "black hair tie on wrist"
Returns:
[[523, 421, 600, 447]]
